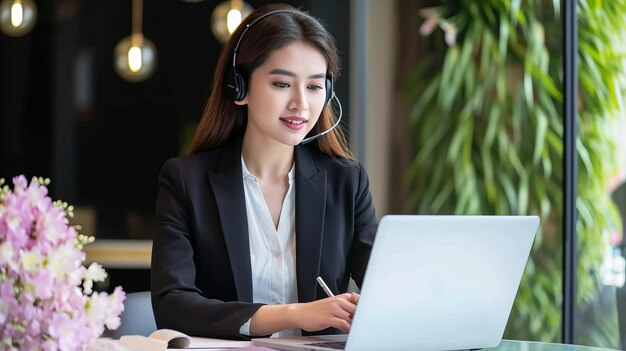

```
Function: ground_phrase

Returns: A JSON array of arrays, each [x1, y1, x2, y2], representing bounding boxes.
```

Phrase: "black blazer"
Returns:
[[151, 135, 378, 340]]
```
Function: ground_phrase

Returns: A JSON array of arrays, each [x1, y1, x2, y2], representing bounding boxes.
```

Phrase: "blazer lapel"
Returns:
[[294, 146, 327, 303], [208, 136, 253, 302]]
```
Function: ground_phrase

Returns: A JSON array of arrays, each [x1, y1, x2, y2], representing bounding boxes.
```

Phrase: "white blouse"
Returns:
[[239, 157, 300, 337]]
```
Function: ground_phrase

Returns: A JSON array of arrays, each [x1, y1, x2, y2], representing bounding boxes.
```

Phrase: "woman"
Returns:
[[151, 3, 378, 340]]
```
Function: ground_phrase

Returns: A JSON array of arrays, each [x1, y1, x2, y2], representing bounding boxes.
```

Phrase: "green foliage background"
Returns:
[[403, 0, 626, 346]]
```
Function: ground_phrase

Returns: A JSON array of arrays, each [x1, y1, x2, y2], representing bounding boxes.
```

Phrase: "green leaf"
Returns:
[[576, 138, 593, 175], [511, 0, 521, 25], [439, 46, 460, 111], [532, 110, 548, 164], [499, 17, 510, 62], [518, 172, 529, 214], [409, 77, 441, 126], [484, 105, 501, 148], [523, 68, 534, 108]]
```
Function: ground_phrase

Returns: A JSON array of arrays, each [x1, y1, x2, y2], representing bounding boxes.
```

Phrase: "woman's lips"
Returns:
[[280, 116, 307, 131]]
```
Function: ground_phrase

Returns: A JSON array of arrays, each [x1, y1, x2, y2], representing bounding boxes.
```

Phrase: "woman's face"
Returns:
[[236, 40, 328, 147]]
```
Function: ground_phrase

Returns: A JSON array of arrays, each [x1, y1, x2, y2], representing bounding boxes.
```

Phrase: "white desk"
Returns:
[[97, 337, 618, 351], [176, 339, 618, 351], [487, 340, 618, 351]]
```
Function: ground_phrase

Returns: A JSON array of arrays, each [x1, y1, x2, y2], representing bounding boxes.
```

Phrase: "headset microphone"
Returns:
[[300, 93, 342, 145]]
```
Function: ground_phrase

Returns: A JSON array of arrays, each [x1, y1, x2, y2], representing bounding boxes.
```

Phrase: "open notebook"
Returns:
[[88, 329, 251, 351], [253, 215, 540, 351]]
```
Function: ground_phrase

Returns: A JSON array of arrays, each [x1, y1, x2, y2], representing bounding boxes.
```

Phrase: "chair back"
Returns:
[[104, 291, 157, 338]]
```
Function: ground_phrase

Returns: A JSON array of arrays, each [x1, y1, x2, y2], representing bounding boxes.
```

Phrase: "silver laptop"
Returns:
[[253, 215, 539, 351]]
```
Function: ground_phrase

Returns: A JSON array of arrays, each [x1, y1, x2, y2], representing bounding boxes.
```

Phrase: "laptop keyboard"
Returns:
[[304, 341, 346, 350]]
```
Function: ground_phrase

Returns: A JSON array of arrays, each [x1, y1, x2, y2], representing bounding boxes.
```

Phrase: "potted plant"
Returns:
[[403, 0, 626, 346]]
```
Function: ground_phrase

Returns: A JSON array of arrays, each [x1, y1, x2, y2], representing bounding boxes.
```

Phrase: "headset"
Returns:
[[223, 9, 335, 106]]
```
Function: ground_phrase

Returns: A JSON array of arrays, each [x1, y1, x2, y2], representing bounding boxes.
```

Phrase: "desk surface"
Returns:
[[168, 338, 618, 351], [103, 336, 616, 351], [488, 340, 617, 351]]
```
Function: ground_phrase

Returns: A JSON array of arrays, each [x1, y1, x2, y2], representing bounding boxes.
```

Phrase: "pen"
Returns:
[[316, 276, 335, 297]]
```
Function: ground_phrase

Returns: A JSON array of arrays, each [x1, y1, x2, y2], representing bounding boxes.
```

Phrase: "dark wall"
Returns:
[[0, 0, 351, 240]]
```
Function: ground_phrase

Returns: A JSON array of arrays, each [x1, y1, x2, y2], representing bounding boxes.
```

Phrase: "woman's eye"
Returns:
[[273, 82, 290, 88], [308, 85, 323, 92]]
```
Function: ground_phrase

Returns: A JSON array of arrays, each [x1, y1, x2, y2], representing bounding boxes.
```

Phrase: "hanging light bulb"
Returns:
[[0, 0, 37, 37], [211, 0, 253, 43], [114, 0, 157, 82]]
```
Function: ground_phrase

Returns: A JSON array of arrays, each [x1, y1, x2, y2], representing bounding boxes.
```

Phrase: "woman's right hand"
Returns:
[[290, 293, 359, 333], [249, 293, 360, 336]]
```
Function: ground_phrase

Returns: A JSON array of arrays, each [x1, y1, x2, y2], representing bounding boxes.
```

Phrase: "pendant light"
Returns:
[[0, 0, 37, 37], [114, 0, 157, 82], [211, 0, 253, 43]]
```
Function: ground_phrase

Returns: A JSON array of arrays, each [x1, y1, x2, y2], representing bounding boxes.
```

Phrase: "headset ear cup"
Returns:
[[224, 67, 247, 101], [325, 76, 334, 105], [234, 69, 247, 101]]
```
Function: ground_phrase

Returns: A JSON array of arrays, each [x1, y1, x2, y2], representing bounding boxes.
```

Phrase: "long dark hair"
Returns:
[[187, 3, 352, 158]]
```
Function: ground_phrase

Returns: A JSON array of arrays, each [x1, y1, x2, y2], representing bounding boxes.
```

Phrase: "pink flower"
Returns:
[[32, 269, 54, 300], [0, 175, 125, 351]]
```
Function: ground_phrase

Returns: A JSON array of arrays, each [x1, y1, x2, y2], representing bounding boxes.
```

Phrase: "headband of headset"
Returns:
[[223, 9, 335, 105]]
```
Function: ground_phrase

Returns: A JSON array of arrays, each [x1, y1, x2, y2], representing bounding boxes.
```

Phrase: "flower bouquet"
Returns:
[[0, 175, 125, 351]]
